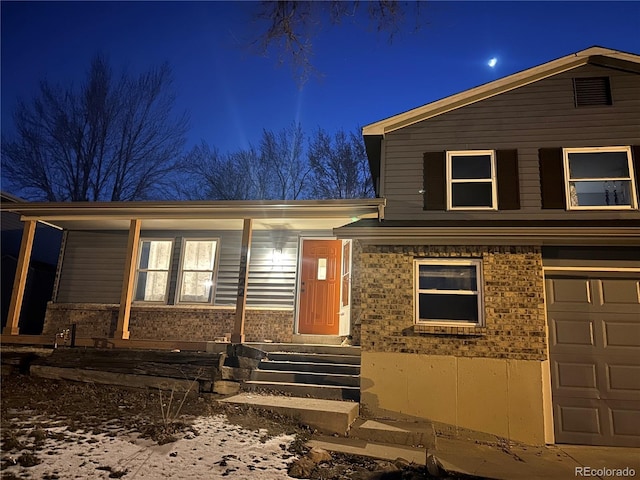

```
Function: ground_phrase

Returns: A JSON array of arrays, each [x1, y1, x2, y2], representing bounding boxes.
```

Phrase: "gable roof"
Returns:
[[361, 46, 640, 195], [363, 46, 640, 136]]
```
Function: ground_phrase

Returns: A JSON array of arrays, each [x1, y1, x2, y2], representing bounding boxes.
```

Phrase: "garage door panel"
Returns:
[[550, 316, 594, 347], [600, 279, 640, 306], [546, 272, 640, 447], [554, 361, 598, 391], [604, 319, 640, 348], [610, 405, 640, 438], [556, 402, 601, 435], [548, 278, 591, 304], [606, 364, 640, 397]]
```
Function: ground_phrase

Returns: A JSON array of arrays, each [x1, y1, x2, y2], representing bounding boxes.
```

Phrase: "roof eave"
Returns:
[[1, 198, 386, 223]]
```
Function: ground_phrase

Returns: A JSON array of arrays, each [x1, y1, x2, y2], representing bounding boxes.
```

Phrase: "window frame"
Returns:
[[562, 146, 637, 210], [414, 258, 484, 327], [175, 237, 220, 305], [446, 150, 497, 211], [134, 238, 174, 304]]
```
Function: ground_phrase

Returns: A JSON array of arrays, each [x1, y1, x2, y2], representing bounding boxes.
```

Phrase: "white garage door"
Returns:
[[545, 271, 640, 447]]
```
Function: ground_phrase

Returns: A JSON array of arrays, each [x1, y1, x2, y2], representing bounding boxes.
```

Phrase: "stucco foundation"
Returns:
[[361, 351, 547, 445], [43, 303, 294, 343]]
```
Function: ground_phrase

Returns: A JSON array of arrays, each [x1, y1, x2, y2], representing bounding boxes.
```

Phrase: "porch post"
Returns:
[[3, 220, 36, 335], [115, 219, 141, 340], [231, 218, 253, 344]]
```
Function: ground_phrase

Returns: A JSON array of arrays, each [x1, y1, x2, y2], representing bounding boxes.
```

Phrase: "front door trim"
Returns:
[[295, 236, 351, 336]]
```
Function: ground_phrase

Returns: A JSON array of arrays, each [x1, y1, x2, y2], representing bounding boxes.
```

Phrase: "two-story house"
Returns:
[[336, 46, 640, 447], [1, 46, 638, 448]]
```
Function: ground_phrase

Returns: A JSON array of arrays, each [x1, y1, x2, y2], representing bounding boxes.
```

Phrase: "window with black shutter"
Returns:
[[423, 150, 521, 211]]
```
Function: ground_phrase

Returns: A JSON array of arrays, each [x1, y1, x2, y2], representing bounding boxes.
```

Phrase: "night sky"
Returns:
[[2, 1, 639, 155]]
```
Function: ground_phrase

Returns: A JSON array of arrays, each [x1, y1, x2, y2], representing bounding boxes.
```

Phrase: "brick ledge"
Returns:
[[413, 324, 488, 336]]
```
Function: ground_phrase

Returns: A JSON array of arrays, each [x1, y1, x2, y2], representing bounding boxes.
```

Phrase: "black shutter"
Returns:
[[539, 148, 566, 209], [631, 146, 640, 203], [496, 149, 520, 210], [423, 151, 446, 210]]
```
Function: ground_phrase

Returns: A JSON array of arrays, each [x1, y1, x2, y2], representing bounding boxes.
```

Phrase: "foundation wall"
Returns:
[[43, 303, 294, 343], [361, 352, 547, 445]]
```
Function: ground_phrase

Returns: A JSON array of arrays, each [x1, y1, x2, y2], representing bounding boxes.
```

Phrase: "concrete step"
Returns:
[[259, 360, 360, 375], [220, 393, 359, 435], [348, 418, 435, 449], [308, 435, 427, 465], [243, 380, 360, 401], [267, 352, 361, 365], [246, 342, 361, 356], [251, 369, 360, 387]]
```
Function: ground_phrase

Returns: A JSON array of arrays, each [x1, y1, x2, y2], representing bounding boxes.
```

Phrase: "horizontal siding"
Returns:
[[57, 231, 127, 303], [245, 230, 300, 308], [214, 231, 242, 306], [383, 64, 640, 221], [56, 228, 334, 308]]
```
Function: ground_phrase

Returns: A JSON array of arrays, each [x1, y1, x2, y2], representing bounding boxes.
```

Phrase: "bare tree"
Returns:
[[1, 55, 188, 201], [308, 127, 374, 199], [252, 1, 423, 83], [259, 123, 310, 200], [179, 143, 259, 200], [183, 123, 311, 201]]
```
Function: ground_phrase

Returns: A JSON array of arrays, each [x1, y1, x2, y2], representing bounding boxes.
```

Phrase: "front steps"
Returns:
[[307, 418, 436, 466], [242, 343, 361, 401], [220, 393, 359, 436]]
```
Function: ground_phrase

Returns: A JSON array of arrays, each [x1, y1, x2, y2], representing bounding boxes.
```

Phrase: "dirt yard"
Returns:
[[1, 375, 433, 479]]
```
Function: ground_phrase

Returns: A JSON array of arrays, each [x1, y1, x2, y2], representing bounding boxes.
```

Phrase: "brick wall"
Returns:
[[43, 304, 294, 343], [354, 243, 547, 360]]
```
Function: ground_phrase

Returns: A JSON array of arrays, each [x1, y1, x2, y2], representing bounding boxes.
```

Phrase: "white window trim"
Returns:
[[414, 258, 484, 327], [563, 146, 638, 210], [134, 238, 174, 304], [446, 150, 497, 211], [176, 237, 220, 305]]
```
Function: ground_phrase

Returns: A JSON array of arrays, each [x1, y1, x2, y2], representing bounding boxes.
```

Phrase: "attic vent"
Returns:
[[573, 77, 612, 106]]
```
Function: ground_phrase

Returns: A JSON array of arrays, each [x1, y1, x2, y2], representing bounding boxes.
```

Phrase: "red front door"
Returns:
[[298, 239, 342, 335]]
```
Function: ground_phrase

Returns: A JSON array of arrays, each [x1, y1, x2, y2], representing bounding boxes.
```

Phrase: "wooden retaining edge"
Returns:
[[30, 365, 197, 393], [1, 335, 229, 353]]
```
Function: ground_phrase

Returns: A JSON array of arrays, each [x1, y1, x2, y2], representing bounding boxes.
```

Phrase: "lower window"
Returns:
[[178, 239, 218, 303], [135, 240, 173, 302], [414, 259, 483, 325]]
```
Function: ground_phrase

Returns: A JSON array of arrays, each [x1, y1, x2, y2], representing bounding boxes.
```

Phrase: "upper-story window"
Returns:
[[135, 239, 173, 302], [563, 147, 637, 210], [446, 150, 497, 210]]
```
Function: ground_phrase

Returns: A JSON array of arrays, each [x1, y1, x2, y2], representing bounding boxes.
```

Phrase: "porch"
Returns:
[[1, 198, 384, 345]]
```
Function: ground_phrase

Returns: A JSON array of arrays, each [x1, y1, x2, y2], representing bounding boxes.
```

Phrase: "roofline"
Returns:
[[362, 46, 640, 136], [0, 198, 386, 222], [333, 225, 640, 247], [0, 191, 26, 203]]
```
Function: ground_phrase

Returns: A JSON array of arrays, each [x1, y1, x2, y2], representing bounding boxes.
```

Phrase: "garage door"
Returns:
[[546, 271, 640, 447]]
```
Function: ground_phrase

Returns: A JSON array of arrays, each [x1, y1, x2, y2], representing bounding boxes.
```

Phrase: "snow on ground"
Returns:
[[2, 415, 297, 479]]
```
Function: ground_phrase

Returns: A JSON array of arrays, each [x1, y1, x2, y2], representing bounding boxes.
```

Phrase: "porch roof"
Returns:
[[0, 198, 385, 231]]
